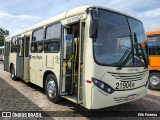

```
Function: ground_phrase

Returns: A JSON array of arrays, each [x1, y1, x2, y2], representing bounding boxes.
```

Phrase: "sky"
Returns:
[[0, 0, 160, 35]]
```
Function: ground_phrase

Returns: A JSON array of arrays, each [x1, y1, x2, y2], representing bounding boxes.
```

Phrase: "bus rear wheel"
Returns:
[[11, 65, 16, 80], [45, 74, 62, 103], [149, 72, 160, 90]]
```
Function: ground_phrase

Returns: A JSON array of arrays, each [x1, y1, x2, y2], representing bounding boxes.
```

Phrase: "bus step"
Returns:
[[24, 80, 30, 82], [62, 95, 77, 103]]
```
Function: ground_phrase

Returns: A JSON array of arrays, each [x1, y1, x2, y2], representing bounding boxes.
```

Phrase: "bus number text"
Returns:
[[116, 81, 135, 90]]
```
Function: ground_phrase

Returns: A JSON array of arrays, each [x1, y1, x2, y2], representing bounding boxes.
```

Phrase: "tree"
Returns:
[[0, 28, 9, 46]]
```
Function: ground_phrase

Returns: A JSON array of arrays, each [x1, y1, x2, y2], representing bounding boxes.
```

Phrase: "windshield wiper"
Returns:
[[117, 48, 132, 70]]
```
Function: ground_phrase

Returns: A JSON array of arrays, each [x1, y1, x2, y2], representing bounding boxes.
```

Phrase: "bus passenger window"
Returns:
[[148, 36, 160, 56], [31, 41, 43, 53], [31, 28, 44, 53], [11, 37, 17, 53], [44, 41, 59, 52], [44, 23, 61, 53], [38, 42, 43, 52]]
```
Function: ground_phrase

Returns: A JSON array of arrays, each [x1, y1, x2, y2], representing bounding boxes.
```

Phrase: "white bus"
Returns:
[[4, 6, 149, 109], [0, 46, 4, 61]]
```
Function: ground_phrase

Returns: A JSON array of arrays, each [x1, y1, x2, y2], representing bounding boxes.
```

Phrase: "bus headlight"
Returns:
[[92, 78, 114, 94]]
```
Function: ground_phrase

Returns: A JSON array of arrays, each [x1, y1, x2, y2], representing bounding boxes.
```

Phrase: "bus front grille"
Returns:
[[113, 97, 127, 103], [108, 70, 147, 82], [114, 92, 143, 103]]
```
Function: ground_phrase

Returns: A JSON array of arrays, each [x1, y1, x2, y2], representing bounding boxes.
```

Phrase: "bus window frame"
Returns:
[[17, 37, 24, 57], [11, 37, 18, 53], [31, 27, 44, 53], [44, 22, 61, 53]]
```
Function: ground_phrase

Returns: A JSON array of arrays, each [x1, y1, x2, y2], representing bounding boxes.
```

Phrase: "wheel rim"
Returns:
[[47, 79, 56, 97], [150, 75, 160, 86]]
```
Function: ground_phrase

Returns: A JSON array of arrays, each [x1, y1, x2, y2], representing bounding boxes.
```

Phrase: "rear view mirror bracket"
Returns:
[[89, 9, 99, 40]]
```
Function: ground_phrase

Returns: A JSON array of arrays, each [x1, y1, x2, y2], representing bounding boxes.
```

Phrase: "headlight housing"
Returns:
[[92, 78, 114, 94]]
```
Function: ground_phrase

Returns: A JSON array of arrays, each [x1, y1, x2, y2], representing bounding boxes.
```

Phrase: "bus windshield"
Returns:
[[93, 9, 148, 67]]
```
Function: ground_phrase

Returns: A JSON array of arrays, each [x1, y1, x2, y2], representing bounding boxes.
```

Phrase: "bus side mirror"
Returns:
[[89, 10, 98, 39]]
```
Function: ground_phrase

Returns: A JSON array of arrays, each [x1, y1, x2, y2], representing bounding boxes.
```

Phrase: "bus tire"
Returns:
[[148, 72, 160, 90], [11, 65, 16, 80], [45, 74, 62, 103]]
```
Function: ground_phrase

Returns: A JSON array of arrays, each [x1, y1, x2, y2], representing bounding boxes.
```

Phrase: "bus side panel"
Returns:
[[149, 56, 160, 71], [30, 53, 43, 86], [9, 53, 17, 72], [43, 53, 61, 87]]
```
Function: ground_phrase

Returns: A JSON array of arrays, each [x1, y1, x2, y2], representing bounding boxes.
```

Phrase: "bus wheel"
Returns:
[[149, 72, 160, 90], [45, 74, 62, 103], [11, 65, 16, 80]]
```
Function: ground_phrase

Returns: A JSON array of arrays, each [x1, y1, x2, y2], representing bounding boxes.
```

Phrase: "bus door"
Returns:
[[0, 48, 2, 60], [60, 26, 74, 96], [60, 21, 85, 103], [16, 37, 24, 77], [23, 36, 30, 81], [2, 48, 4, 60], [77, 20, 85, 104], [4, 42, 10, 71]]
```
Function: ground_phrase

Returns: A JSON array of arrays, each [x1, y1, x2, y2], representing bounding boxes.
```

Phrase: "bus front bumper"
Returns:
[[91, 85, 148, 109]]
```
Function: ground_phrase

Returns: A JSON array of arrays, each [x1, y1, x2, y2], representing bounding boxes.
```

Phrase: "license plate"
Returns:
[[115, 81, 135, 90], [127, 94, 138, 100]]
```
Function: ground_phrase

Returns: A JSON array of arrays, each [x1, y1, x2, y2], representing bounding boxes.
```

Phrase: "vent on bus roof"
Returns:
[[108, 70, 147, 82]]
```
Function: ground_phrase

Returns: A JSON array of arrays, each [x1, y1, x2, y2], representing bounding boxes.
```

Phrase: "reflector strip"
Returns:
[[87, 80, 92, 83]]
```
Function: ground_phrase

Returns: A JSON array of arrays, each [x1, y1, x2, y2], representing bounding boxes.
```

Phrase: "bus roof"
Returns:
[[5, 5, 141, 40], [146, 30, 160, 36]]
